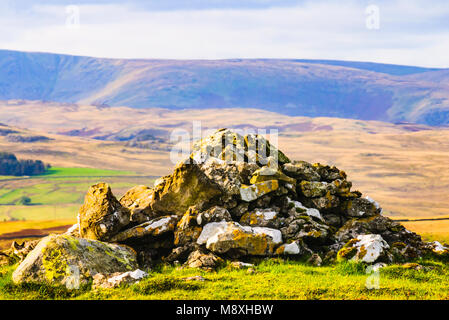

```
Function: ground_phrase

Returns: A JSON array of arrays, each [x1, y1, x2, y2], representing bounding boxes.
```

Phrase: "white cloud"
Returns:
[[0, 1, 448, 67]]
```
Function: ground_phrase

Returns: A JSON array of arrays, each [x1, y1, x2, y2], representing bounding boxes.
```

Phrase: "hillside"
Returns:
[[1, 108, 449, 219], [1, 50, 449, 126]]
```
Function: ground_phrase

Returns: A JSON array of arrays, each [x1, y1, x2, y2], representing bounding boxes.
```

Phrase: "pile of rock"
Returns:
[[5, 128, 449, 288]]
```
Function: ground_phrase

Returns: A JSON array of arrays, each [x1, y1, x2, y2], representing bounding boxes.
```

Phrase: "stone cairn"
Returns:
[[4, 128, 448, 289]]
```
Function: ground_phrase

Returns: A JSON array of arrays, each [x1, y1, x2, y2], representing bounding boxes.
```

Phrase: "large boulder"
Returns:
[[174, 206, 233, 246], [239, 180, 279, 202], [12, 234, 138, 288], [196, 221, 282, 256], [150, 162, 223, 216], [119, 185, 155, 223], [283, 161, 321, 181], [344, 197, 380, 218], [79, 183, 130, 241], [109, 215, 178, 242], [337, 234, 390, 263]]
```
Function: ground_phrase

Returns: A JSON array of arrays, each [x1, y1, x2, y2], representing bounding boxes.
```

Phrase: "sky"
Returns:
[[1, 0, 449, 67]]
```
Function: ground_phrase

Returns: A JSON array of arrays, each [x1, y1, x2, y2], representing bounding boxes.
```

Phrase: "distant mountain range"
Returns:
[[1, 49, 449, 126]]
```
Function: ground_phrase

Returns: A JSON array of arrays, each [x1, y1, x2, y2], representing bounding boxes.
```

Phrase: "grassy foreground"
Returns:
[[1, 259, 449, 300]]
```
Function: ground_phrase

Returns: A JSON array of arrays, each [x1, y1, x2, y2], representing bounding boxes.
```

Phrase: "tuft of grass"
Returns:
[[132, 276, 202, 295], [335, 260, 367, 275]]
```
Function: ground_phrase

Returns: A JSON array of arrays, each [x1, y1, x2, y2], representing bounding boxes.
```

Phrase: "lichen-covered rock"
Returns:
[[199, 160, 248, 202], [275, 241, 305, 255], [430, 241, 448, 253], [240, 180, 279, 202], [119, 185, 155, 223], [12, 234, 138, 287], [337, 234, 390, 263], [345, 197, 380, 218], [109, 215, 178, 243], [299, 181, 337, 198], [197, 221, 282, 256], [286, 197, 323, 221], [174, 206, 233, 246], [281, 209, 332, 248], [282, 161, 321, 181], [79, 183, 130, 241], [302, 193, 340, 212], [150, 162, 223, 216], [185, 249, 223, 269], [313, 163, 347, 182], [424, 241, 449, 258], [240, 208, 280, 228], [250, 166, 296, 185], [174, 208, 203, 246], [196, 206, 233, 225]]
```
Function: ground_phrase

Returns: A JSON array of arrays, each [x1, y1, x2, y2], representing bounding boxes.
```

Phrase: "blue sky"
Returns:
[[1, 0, 449, 67]]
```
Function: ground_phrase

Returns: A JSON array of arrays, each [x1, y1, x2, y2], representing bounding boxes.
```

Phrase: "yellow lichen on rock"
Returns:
[[240, 180, 279, 202]]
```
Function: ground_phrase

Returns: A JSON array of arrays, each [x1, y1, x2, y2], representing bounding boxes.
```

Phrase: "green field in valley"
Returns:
[[0, 167, 155, 222], [39, 167, 137, 178]]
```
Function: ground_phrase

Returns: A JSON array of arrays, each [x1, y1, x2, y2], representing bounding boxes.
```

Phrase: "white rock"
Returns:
[[107, 269, 148, 286], [197, 221, 283, 247], [432, 241, 448, 252], [144, 216, 173, 232], [239, 180, 278, 202], [365, 196, 383, 214], [251, 227, 283, 245], [231, 261, 254, 268], [254, 209, 277, 220], [283, 242, 301, 255], [196, 221, 230, 246], [353, 234, 390, 263], [287, 197, 324, 221]]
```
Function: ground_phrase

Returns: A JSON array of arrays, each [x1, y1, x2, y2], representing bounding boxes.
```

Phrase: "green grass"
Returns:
[[38, 167, 137, 178], [1, 259, 449, 300]]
